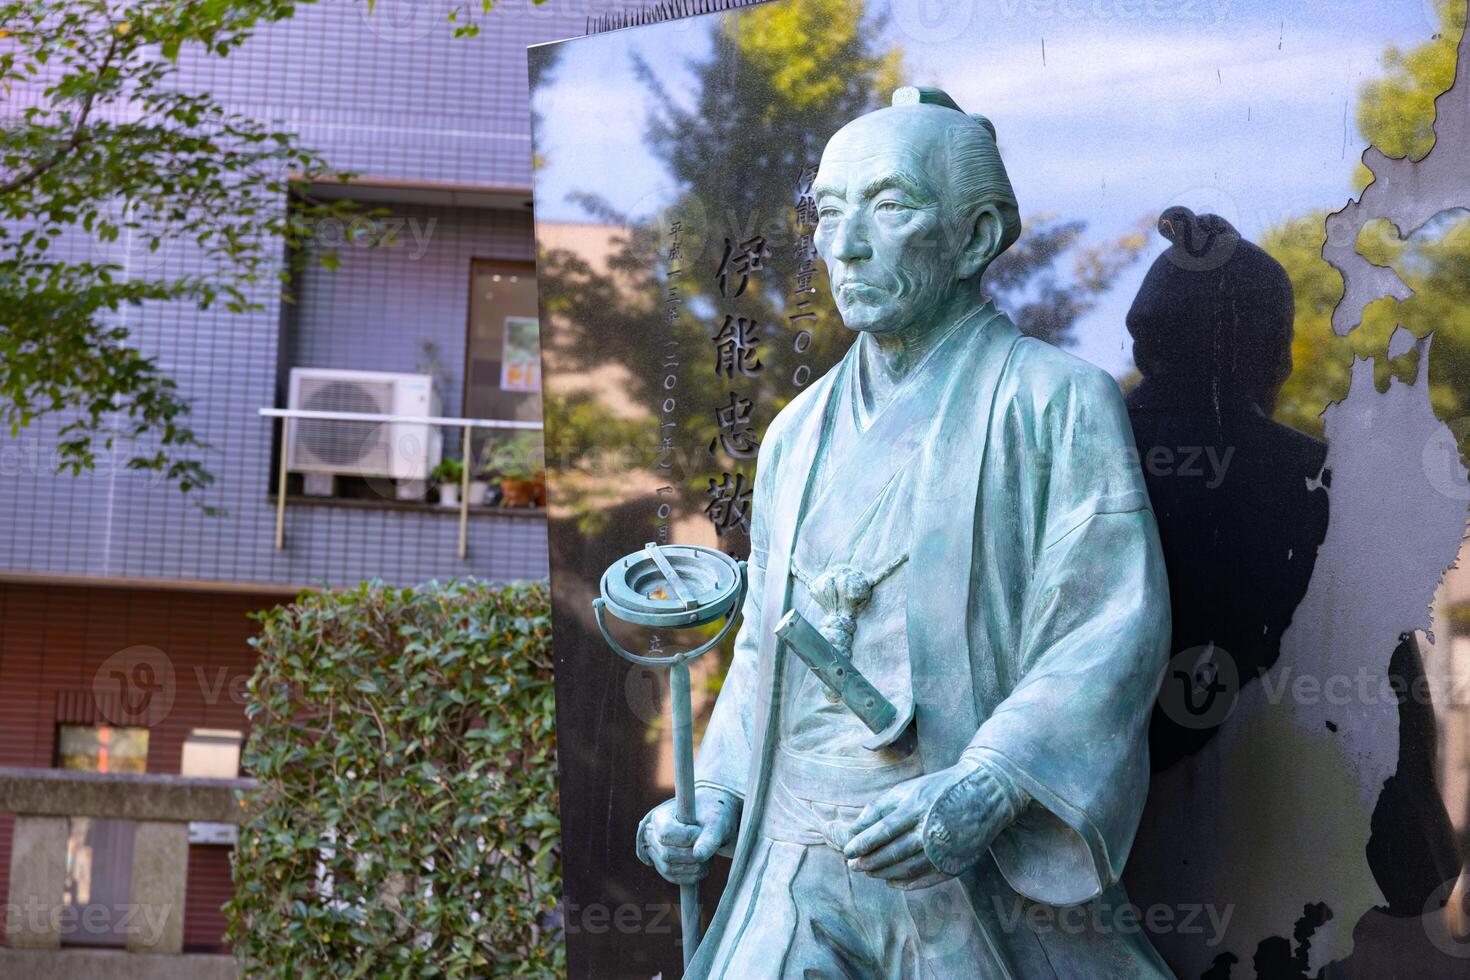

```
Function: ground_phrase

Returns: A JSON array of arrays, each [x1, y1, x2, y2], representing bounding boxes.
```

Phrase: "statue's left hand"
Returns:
[[842, 759, 1028, 890]]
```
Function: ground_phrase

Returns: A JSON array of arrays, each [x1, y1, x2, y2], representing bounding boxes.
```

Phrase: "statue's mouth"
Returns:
[[837, 280, 883, 298]]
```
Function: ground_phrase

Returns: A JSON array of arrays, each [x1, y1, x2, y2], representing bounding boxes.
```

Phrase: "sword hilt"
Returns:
[[775, 608, 897, 735]]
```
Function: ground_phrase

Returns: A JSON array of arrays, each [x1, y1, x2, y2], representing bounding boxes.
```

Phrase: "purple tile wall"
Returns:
[[0, 0, 621, 586]]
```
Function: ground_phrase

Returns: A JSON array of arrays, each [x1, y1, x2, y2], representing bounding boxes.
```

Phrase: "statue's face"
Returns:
[[813, 109, 970, 336]]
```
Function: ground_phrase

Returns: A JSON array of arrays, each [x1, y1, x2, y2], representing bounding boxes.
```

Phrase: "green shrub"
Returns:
[[227, 580, 562, 978]]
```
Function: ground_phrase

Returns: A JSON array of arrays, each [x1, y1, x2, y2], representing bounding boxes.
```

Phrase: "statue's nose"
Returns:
[[830, 213, 873, 263]]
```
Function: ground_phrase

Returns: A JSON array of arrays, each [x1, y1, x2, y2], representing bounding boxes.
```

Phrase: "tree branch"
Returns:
[[0, 28, 119, 196]]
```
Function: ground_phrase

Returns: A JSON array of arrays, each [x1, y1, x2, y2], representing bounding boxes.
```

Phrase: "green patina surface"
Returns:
[[625, 88, 1175, 979]]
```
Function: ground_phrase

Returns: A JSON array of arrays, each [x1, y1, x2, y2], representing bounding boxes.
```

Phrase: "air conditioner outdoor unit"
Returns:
[[286, 368, 443, 481]]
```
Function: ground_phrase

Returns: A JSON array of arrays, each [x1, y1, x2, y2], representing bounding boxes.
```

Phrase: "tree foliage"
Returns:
[[0, 0, 358, 497], [537, 0, 1146, 536], [537, 0, 910, 537], [986, 214, 1150, 347], [1357, 0, 1465, 163], [229, 580, 563, 978], [1269, 0, 1470, 448]]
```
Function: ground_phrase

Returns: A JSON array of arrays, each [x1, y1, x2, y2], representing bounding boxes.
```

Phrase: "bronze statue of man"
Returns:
[[638, 86, 1174, 979]]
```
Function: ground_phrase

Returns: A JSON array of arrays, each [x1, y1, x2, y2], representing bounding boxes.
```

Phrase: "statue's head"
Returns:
[[813, 87, 1021, 336]]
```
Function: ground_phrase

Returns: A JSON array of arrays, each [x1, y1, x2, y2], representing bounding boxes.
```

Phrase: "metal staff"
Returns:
[[593, 543, 747, 970]]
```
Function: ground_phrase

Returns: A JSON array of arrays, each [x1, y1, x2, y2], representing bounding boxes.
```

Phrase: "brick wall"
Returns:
[[0, 582, 289, 952]]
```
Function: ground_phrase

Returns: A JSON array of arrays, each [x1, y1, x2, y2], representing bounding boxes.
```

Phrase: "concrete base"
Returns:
[[0, 948, 236, 979]]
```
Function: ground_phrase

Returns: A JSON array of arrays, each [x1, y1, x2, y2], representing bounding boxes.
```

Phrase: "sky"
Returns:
[[531, 0, 1442, 376]]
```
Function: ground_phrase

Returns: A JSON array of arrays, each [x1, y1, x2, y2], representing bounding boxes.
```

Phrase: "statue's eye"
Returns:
[[875, 200, 908, 214], [818, 206, 842, 222]]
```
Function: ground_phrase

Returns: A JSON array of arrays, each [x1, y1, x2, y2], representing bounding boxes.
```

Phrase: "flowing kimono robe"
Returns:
[[688, 303, 1174, 979]]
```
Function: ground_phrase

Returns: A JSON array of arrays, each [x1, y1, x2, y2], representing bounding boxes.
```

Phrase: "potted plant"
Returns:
[[484, 435, 544, 508], [466, 463, 490, 506], [430, 459, 464, 508]]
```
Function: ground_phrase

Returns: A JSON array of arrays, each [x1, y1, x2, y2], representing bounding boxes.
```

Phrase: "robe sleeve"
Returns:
[[961, 363, 1170, 907], [692, 433, 777, 802]]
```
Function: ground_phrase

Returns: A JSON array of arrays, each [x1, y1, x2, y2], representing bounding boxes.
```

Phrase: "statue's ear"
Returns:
[[957, 204, 1004, 280]]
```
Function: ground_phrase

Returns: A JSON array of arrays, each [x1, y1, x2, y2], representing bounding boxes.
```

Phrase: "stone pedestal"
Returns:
[[5, 815, 68, 949], [127, 822, 189, 954]]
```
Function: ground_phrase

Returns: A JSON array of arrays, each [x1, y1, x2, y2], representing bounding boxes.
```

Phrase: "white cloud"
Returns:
[[933, 32, 1386, 123]]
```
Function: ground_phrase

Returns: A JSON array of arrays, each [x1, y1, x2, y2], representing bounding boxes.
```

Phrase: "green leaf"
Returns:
[[228, 581, 563, 976]]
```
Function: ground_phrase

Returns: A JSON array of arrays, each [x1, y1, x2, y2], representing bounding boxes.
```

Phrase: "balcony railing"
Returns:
[[258, 408, 543, 559]]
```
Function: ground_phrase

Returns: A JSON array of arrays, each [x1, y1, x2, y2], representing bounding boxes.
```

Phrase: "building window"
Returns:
[[275, 243, 543, 507], [56, 724, 149, 774], [465, 259, 541, 463]]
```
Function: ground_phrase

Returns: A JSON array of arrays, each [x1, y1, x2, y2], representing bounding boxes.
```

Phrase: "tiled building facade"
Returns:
[[0, 0, 594, 589], [0, 0, 623, 960]]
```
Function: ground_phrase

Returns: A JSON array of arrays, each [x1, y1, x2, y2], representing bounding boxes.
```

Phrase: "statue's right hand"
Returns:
[[637, 786, 741, 885]]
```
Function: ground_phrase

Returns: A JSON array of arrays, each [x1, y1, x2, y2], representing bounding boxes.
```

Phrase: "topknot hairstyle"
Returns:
[[891, 86, 1022, 254]]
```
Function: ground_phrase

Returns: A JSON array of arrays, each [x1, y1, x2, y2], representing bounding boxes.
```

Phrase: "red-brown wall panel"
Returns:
[[0, 583, 291, 953]]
